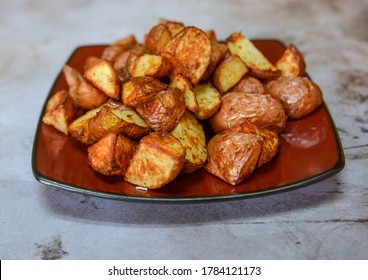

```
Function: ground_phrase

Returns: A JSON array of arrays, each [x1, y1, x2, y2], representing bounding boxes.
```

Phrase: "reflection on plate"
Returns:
[[32, 40, 345, 203]]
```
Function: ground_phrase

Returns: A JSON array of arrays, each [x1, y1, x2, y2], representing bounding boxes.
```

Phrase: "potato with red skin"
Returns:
[[230, 75, 265, 95], [210, 92, 287, 134], [264, 76, 323, 119], [77, 80, 108, 110], [276, 44, 306, 77]]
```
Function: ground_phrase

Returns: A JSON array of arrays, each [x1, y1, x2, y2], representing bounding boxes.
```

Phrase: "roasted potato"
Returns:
[[143, 24, 172, 54], [136, 87, 186, 131], [230, 75, 265, 94], [42, 90, 77, 135], [264, 76, 323, 119], [161, 26, 212, 85], [63, 65, 83, 106], [205, 132, 263, 185], [170, 74, 199, 112], [127, 52, 172, 78], [112, 34, 138, 47], [275, 44, 306, 77], [226, 32, 280, 79], [88, 133, 136, 176], [124, 130, 185, 189], [159, 19, 185, 37], [192, 82, 222, 120], [171, 111, 207, 173], [210, 92, 287, 133], [89, 100, 151, 141], [77, 80, 108, 110], [84, 59, 121, 100]]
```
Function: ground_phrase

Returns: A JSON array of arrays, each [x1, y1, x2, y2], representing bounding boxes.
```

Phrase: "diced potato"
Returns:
[[68, 105, 103, 145], [212, 54, 248, 93], [136, 87, 186, 131], [88, 133, 136, 176], [161, 26, 212, 85], [77, 80, 108, 110], [143, 24, 172, 54], [192, 82, 222, 120], [204, 132, 263, 185], [170, 74, 199, 112], [42, 90, 77, 135], [275, 44, 306, 77], [201, 39, 228, 82], [63, 65, 83, 106], [227, 33, 280, 79], [124, 130, 185, 189], [159, 19, 185, 37], [84, 59, 121, 100], [112, 34, 138, 47], [127, 51, 172, 78], [171, 111, 207, 173]]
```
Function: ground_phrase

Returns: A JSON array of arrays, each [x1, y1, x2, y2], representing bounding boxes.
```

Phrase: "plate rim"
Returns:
[[31, 41, 345, 204]]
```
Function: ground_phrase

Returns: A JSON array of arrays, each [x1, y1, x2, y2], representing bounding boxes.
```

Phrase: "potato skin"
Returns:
[[264, 76, 323, 119], [204, 132, 263, 185], [230, 75, 265, 95], [210, 92, 287, 134]]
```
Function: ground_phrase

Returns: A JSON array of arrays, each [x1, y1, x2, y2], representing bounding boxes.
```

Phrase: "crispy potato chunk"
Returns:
[[192, 82, 222, 120], [68, 106, 103, 144], [89, 100, 151, 141], [42, 90, 77, 135], [170, 74, 199, 112], [84, 59, 120, 100], [171, 111, 207, 173], [63, 65, 83, 106], [210, 92, 287, 133], [88, 133, 136, 176], [264, 76, 323, 119], [127, 52, 172, 78], [77, 80, 108, 110], [159, 19, 185, 37], [161, 26, 212, 85], [143, 24, 172, 54], [276, 44, 306, 77], [230, 75, 265, 94], [212, 54, 248, 93], [112, 34, 138, 47], [227, 33, 280, 79], [136, 87, 186, 131], [124, 130, 185, 189], [205, 132, 263, 185]]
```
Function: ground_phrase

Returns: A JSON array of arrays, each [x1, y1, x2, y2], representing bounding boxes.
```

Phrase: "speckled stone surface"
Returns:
[[1, 0, 367, 259]]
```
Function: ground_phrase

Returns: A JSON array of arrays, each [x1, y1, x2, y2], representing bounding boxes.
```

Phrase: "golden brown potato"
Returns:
[[84, 59, 121, 100], [275, 44, 306, 77], [89, 100, 151, 141], [204, 132, 263, 185], [171, 111, 207, 173], [212, 54, 248, 93], [230, 75, 265, 94], [264, 76, 323, 119], [84, 56, 100, 71], [122, 76, 168, 108], [127, 52, 172, 78], [170, 74, 199, 112], [77, 80, 108, 110], [112, 34, 138, 47], [210, 92, 287, 133], [226, 32, 280, 79], [225, 122, 279, 168], [143, 24, 172, 54], [42, 90, 77, 135], [136, 87, 186, 131], [192, 82, 222, 120], [124, 130, 185, 189], [159, 19, 185, 37], [87, 133, 136, 176], [68, 105, 103, 145], [101, 45, 126, 63], [63, 65, 83, 106], [161, 26, 212, 85]]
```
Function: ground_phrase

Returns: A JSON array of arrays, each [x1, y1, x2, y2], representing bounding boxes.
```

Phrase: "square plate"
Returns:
[[32, 40, 345, 203]]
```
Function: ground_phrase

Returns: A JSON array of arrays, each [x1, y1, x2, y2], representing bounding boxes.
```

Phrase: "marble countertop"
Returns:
[[1, 0, 367, 260]]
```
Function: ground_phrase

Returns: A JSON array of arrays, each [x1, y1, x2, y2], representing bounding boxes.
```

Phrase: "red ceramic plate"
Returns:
[[32, 40, 345, 203]]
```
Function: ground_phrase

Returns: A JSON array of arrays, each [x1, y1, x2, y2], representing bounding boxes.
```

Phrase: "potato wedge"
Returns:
[[136, 87, 186, 131], [161, 26, 211, 85], [77, 80, 108, 110], [84, 59, 120, 100], [227, 33, 280, 79], [171, 111, 207, 173], [275, 44, 306, 77], [89, 100, 151, 141], [127, 52, 172, 78], [170, 74, 199, 112], [204, 132, 263, 185], [159, 19, 185, 37], [202, 39, 228, 82], [112, 34, 138, 47], [63, 65, 83, 106], [42, 90, 77, 135], [210, 92, 287, 133], [88, 133, 136, 176], [143, 24, 172, 54], [192, 82, 222, 120], [264, 76, 323, 119], [212, 54, 248, 93], [124, 130, 185, 189]]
